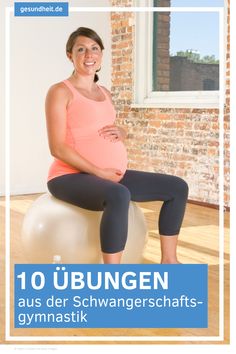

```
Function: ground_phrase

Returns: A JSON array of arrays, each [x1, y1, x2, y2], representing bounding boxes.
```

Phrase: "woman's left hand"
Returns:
[[98, 125, 127, 142]]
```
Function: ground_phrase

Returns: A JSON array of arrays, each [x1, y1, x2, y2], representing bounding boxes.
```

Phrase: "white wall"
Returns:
[[0, 0, 111, 195]]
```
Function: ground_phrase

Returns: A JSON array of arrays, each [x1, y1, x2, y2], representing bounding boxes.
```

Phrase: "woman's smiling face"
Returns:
[[68, 35, 103, 77]]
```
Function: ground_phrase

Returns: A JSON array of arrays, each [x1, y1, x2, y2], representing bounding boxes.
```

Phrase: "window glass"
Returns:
[[152, 0, 223, 91], [154, 0, 224, 7]]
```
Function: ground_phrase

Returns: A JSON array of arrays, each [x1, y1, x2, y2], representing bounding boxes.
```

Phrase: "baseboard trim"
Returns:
[[188, 199, 230, 212]]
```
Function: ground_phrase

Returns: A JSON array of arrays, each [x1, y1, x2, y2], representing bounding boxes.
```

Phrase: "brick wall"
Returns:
[[153, 0, 170, 91], [170, 57, 219, 91], [110, 0, 230, 207]]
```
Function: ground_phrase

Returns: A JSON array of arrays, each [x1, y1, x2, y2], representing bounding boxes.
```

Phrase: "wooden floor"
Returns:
[[0, 194, 230, 345]]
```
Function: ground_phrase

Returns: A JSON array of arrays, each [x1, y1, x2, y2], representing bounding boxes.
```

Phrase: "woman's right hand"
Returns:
[[95, 167, 123, 182]]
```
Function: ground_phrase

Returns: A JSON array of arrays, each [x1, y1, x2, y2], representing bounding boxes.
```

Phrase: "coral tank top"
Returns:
[[47, 80, 128, 181]]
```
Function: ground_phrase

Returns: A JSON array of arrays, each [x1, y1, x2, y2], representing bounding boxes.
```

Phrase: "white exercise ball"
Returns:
[[21, 193, 147, 264]]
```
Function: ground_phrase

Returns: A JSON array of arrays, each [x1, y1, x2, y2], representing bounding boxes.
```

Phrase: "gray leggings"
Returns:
[[47, 170, 188, 253]]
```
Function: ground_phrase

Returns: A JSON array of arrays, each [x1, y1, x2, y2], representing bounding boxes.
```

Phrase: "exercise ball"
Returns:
[[21, 194, 147, 264]]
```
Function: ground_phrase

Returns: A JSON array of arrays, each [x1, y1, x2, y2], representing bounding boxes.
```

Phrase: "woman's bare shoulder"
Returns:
[[100, 85, 113, 102], [46, 81, 72, 102], [100, 85, 111, 95], [47, 81, 68, 95]]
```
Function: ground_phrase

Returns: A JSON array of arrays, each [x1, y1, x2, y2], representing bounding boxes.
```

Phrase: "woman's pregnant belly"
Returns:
[[75, 135, 128, 175]]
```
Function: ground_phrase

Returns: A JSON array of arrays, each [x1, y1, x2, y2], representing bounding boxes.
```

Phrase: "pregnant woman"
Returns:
[[46, 27, 188, 264]]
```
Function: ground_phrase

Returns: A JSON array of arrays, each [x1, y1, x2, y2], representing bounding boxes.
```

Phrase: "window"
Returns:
[[203, 79, 216, 91], [133, 0, 225, 108]]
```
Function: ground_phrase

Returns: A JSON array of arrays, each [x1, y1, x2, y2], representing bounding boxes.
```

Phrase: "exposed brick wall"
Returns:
[[153, 0, 171, 91], [170, 57, 219, 91], [110, 0, 230, 207]]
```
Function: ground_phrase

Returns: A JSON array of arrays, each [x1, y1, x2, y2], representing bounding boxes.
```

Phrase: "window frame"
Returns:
[[132, 0, 226, 109]]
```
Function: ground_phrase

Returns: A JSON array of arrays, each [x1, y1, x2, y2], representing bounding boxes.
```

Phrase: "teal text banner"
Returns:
[[14, 264, 208, 328], [14, 2, 68, 16]]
